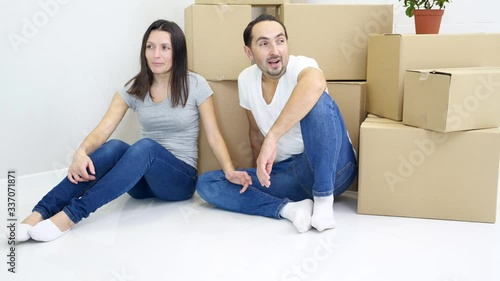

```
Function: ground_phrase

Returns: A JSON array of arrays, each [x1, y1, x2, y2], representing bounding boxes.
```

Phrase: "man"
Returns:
[[196, 14, 357, 233]]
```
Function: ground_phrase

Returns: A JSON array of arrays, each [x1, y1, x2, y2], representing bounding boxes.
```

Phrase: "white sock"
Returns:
[[18, 223, 32, 242], [279, 199, 313, 233], [6, 223, 32, 242], [28, 219, 70, 242], [311, 195, 336, 231]]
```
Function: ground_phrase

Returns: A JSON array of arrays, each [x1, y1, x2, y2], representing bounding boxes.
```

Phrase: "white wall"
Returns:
[[0, 0, 194, 177], [1, 0, 499, 178]]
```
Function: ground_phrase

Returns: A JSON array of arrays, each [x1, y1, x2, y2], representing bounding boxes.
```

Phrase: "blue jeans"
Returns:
[[33, 138, 197, 224], [196, 92, 357, 219]]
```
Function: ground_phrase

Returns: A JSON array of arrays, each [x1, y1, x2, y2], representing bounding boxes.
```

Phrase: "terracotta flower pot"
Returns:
[[414, 9, 444, 34]]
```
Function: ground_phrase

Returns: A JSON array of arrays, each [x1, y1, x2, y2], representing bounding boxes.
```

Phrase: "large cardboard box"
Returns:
[[403, 67, 500, 133], [358, 116, 500, 223], [195, 0, 285, 4], [198, 81, 253, 174], [185, 5, 252, 81], [328, 82, 367, 192], [366, 34, 500, 121], [280, 4, 393, 80]]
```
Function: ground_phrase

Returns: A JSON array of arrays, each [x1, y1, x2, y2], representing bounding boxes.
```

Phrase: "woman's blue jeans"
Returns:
[[196, 92, 358, 219], [33, 138, 198, 224]]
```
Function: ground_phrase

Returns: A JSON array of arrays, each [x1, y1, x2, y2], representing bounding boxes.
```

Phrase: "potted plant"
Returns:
[[400, 0, 451, 34]]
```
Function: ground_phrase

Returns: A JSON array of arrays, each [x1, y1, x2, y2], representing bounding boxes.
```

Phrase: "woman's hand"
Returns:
[[68, 150, 96, 184], [66, 92, 128, 184], [225, 170, 252, 194]]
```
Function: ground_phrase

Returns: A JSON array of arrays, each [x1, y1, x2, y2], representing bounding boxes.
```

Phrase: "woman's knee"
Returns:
[[133, 138, 158, 149], [127, 138, 159, 156], [94, 139, 130, 158], [103, 139, 129, 150]]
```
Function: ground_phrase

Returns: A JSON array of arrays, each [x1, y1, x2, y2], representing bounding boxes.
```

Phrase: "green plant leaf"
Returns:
[[406, 5, 415, 17], [399, 0, 450, 17]]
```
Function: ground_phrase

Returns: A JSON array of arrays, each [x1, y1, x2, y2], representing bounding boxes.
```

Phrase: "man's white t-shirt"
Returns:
[[238, 55, 324, 163]]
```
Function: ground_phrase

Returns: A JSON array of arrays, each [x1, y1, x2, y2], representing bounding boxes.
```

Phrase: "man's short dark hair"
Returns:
[[243, 14, 288, 47]]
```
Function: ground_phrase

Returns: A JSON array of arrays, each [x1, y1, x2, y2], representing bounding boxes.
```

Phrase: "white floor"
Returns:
[[1, 170, 499, 281]]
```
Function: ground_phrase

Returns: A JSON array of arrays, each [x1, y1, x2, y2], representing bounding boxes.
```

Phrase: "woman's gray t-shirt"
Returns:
[[118, 72, 213, 169]]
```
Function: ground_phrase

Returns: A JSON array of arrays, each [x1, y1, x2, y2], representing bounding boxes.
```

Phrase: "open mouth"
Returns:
[[268, 57, 281, 68]]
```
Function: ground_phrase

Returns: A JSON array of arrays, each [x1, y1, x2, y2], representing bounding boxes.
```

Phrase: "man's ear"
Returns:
[[243, 45, 254, 61]]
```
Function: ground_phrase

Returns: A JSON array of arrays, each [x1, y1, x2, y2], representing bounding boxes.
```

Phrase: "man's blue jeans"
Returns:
[[33, 138, 197, 223], [196, 92, 358, 219]]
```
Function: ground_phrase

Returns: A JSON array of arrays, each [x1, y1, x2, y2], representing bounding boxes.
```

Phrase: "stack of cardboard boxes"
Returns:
[[186, 1, 500, 224], [187, 1, 393, 192], [358, 34, 500, 223]]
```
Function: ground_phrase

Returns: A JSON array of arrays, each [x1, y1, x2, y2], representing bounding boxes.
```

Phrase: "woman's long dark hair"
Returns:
[[126, 19, 189, 107]]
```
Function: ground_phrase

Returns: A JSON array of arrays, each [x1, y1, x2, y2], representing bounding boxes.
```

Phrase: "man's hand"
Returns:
[[256, 137, 278, 187]]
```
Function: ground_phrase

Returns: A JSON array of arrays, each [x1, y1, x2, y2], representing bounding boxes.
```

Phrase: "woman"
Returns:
[[17, 19, 251, 242]]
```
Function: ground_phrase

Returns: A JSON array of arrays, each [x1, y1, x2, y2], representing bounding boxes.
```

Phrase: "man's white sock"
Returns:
[[280, 199, 313, 233], [28, 219, 70, 242], [311, 195, 336, 231], [6, 223, 32, 242]]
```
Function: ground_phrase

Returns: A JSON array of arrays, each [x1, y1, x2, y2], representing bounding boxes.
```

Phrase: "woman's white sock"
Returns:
[[28, 219, 70, 242], [280, 199, 314, 233], [311, 195, 336, 231]]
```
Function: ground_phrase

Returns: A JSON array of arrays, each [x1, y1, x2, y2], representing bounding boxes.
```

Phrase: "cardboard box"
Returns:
[[403, 67, 500, 133], [328, 82, 367, 191], [198, 81, 253, 173], [358, 116, 500, 223], [185, 5, 280, 81], [327, 82, 367, 157], [280, 4, 393, 80], [366, 33, 500, 121], [185, 5, 251, 81], [195, 0, 286, 4]]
